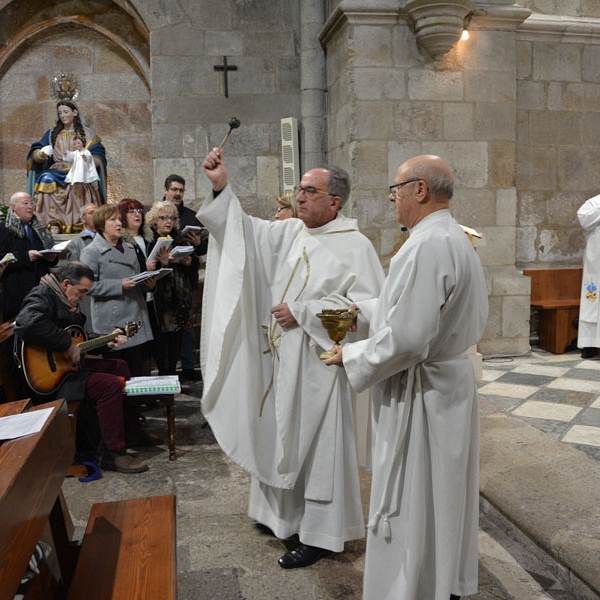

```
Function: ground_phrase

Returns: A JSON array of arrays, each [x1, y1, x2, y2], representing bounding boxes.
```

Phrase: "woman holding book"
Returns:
[[146, 201, 198, 376], [80, 204, 155, 377]]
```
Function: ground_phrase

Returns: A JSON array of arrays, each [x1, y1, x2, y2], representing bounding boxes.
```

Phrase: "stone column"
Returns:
[[300, 1, 327, 171]]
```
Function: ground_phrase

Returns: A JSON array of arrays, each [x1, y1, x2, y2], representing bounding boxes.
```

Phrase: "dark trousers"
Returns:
[[85, 357, 138, 453]]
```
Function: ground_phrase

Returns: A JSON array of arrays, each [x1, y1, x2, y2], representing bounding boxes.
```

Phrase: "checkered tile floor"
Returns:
[[478, 347, 600, 461]]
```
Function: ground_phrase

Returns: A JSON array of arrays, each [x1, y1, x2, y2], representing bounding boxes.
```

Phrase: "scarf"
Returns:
[[3, 208, 56, 249], [39, 273, 79, 313]]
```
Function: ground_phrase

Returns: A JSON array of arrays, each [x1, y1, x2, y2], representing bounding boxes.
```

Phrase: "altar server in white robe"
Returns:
[[200, 148, 384, 569], [326, 155, 488, 599], [577, 194, 600, 358]]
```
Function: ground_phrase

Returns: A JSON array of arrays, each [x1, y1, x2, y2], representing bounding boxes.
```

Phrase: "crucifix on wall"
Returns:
[[214, 56, 238, 98]]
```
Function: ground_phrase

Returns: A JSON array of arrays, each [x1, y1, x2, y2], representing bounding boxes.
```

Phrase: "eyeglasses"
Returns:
[[168, 187, 184, 193], [157, 215, 175, 221], [388, 178, 421, 196], [275, 206, 291, 213], [293, 185, 332, 197], [127, 209, 144, 214]]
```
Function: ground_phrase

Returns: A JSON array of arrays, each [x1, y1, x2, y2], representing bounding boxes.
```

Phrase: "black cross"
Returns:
[[213, 56, 238, 98]]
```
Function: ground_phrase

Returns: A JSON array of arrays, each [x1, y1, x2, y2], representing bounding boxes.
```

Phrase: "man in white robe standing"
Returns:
[[577, 194, 600, 358], [326, 155, 489, 599], [199, 147, 384, 568]]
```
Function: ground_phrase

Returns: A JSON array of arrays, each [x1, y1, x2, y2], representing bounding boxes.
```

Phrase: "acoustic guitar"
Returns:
[[20, 321, 140, 396]]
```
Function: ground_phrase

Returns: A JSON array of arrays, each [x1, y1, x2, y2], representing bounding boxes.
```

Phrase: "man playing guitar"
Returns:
[[14, 261, 150, 474]]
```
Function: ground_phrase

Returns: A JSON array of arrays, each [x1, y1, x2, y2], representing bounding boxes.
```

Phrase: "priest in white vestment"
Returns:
[[577, 194, 600, 358], [326, 155, 489, 599], [199, 148, 384, 569]]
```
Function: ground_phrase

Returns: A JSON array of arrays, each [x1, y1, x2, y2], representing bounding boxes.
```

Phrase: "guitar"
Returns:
[[20, 321, 140, 396]]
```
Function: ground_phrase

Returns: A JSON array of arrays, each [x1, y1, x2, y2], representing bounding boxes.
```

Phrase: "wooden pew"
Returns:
[[0, 399, 75, 600], [523, 267, 582, 354], [0, 399, 177, 599], [67, 495, 177, 600]]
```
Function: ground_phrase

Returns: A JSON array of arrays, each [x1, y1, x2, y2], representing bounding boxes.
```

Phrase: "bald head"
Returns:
[[402, 155, 453, 201], [390, 155, 453, 228]]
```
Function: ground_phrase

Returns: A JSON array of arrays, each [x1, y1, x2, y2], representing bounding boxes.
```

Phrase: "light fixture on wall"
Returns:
[[405, 0, 474, 61]]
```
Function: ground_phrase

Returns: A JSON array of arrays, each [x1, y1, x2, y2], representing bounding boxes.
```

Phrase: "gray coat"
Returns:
[[80, 233, 153, 348]]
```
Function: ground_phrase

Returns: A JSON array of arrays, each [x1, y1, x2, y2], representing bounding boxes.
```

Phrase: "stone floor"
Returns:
[[479, 346, 600, 462], [61, 379, 516, 599]]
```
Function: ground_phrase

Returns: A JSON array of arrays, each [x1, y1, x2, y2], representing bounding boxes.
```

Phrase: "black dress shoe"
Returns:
[[253, 521, 275, 537], [278, 542, 331, 569], [581, 347, 598, 359]]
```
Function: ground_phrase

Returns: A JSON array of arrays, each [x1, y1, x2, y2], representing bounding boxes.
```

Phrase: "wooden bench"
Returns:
[[0, 399, 177, 600], [523, 267, 582, 354]]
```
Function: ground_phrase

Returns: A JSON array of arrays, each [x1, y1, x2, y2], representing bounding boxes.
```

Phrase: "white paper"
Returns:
[[0, 253, 16, 265], [0, 407, 53, 441]]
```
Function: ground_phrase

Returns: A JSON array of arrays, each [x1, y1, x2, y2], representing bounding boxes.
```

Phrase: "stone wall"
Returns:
[[1, 0, 600, 355]]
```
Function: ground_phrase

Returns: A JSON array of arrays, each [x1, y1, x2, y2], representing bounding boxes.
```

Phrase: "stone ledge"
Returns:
[[480, 403, 600, 598]]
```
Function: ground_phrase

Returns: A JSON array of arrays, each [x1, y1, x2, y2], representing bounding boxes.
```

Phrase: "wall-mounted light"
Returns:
[[461, 29, 469, 41], [405, 0, 474, 61]]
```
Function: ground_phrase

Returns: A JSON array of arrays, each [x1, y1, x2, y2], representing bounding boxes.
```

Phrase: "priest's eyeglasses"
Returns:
[[293, 185, 332, 197], [388, 178, 421, 196]]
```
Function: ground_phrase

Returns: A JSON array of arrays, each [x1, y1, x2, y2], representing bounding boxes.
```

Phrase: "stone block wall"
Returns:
[[516, 18, 600, 267], [0, 5, 152, 207]]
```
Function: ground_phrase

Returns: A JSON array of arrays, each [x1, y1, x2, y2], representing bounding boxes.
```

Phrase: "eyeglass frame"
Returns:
[[275, 205, 292, 214], [127, 208, 144, 214], [293, 185, 333, 198], [157, 215, 176, 221], [388, 178, 421, 196]]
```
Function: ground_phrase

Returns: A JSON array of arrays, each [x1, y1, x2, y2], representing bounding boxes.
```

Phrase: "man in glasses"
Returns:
[[163, 174, 207, 381], [325, 154, 489, 600], [200, 148, 384, 569]]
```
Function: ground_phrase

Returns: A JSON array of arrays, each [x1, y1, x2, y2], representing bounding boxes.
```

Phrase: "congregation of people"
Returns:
[[1, 98, 498, 599]]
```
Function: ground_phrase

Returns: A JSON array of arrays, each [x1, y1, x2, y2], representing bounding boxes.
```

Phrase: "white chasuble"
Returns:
[[343, 210, 489, 599], [198, 186, 383, 547]]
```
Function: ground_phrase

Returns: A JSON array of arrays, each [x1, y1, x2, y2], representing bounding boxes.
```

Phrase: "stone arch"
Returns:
[[0, 0, 153, 203]]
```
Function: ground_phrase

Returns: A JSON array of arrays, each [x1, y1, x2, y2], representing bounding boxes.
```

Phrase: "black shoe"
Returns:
[[278, 543, 331, 569], [581, 347, 598, 359], [450, 595, 461, 600], [181, 369, 202, 381], [253, 521, 275, 537]]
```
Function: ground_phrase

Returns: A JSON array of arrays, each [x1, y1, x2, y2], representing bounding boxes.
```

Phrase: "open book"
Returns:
[[147, 237, 173, 262], [130, 268, 173, 284], [124, 375, 181, 396], [181, 225, 205, 235], [170, 245, 194, 259], [39, 240, 70, 254]]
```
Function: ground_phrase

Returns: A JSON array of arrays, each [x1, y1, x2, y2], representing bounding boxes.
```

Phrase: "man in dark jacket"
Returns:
[[14, 261, 149, 474], [163, 174, 208, 380], [0, 191, 58, 321]]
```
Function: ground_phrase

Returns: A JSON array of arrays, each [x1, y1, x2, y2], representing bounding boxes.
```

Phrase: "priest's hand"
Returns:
[[203, 148, 228, 192], [271, 303, 297, 328], [324, 344, 344, 367]]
